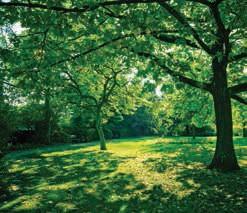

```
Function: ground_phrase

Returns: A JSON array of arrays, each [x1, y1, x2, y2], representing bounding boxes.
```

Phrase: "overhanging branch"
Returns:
[[229, 52, 247, 62], [231, 94, 247, 105], [0, 0, 165, 13], [49, 34, 132, 67], [229, 83, 247, 94], [159, 2, 213, 55], [135, 51, 212, 92], [151, 32, 199, 49], [47, 30, 165, 66]]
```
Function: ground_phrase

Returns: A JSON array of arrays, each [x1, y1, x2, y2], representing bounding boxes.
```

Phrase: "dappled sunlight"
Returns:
[[1, 137, 246, 212], [41, 150, 84, 157], [15, 195, 42, 211], [37, 181, 78, 191]]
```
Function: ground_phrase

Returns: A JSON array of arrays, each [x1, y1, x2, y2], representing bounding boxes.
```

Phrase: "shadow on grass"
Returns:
[[140, 139, 246, 212], [1, 149, 145, 212], [1, 138, 246, 212], [145, 137, 246, 167], [144, 141, 213, 166]]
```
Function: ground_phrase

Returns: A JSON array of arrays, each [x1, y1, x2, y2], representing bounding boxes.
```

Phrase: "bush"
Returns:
[[0, 104, 16, 153]]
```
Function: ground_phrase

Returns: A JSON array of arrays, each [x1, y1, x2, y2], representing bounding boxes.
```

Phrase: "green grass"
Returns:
[[0, 137, 246, 212]]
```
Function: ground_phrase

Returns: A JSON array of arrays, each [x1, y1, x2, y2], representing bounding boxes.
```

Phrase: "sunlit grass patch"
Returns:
[[0, 136, 246, 212]]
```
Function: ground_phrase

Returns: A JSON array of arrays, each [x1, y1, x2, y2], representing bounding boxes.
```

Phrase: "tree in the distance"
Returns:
[[61, 59, 142, 150]]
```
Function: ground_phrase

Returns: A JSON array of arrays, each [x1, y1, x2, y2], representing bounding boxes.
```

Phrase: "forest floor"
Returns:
[[0, 137, 246, 212]]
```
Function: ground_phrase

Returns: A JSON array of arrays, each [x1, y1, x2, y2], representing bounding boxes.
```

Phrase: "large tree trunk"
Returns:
[[96, 113, 107, 150], [208, 59, 240, 171]]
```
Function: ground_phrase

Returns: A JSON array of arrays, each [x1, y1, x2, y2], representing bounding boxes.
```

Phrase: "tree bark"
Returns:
[[191, 125, 196, 139], [243, 121, 247, 137], [96, 113, 107, 150], [0, 72, 4, 104], [208, 59, 240, 171], [44, 91, 52, 144]]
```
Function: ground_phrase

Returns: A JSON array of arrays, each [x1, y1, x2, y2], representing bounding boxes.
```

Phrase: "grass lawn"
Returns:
[[0, 137, 246, 212]]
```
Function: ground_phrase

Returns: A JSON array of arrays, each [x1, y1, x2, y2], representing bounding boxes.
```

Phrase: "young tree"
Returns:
[[61, 60, 142, 150]]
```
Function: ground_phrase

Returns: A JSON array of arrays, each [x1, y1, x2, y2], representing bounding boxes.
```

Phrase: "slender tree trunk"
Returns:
[[0, 71, 4, 104], [191, 125, 196, 139], [243, 121, 247, 137], [96, 113, 107, 150], [44, 91, 52, 144], [208, 59, 240, 171], [47, 119, 51, 144]]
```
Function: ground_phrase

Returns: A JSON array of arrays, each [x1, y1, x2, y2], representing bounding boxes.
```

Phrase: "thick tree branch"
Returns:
[[0, 0, 165, 13], [229, 83, 247, 95], [135, 51, 212, 92], [210, 3, 227, 35], [102, 6, 125, 19], [159, 2, 213, 54], [231, 94, 247, 105], [229, 52, 247, 62], [151, 32, 199, 49], [0, 0, 214, 13], [135, 50, 246, 105]]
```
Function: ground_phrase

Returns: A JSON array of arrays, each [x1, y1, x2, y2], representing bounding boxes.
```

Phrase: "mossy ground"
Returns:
[[0, 137, 246, 212]]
